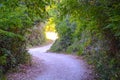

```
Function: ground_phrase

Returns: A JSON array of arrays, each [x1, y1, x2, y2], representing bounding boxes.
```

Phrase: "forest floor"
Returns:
[[6, 44, 95, 80]]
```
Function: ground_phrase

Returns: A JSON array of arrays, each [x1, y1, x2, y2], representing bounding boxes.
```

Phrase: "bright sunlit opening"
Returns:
[[46, 32, 58, 40]]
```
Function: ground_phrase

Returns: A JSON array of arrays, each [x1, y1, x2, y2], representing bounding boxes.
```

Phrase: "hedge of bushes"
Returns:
[[0, 0, 49, 79], [0, 30, 31, 79], [50, 0, 120, 79]]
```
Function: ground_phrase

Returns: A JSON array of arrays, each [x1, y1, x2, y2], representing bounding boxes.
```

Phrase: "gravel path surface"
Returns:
[[7, 56, 45, 80], [28, 44, 94, 80], [7, 44, 94, 80]]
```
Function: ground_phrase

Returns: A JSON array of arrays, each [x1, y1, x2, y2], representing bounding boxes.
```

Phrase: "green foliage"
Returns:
[[0, 0, 50, 79], [0, 2, 32, 32], [50, 39, 63, 52], [0, 55, 7, 65], [50, 16, 76, 52], [0, 29, 26, 67], [45, 18, 56, 32], [50, 0, 120, 79]]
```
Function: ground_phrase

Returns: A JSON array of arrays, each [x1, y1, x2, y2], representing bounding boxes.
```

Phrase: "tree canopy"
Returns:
[[50, 0, 120, 79]]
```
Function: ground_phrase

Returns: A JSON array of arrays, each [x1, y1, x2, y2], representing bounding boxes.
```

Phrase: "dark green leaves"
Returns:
[[0, 0, 50, 78]]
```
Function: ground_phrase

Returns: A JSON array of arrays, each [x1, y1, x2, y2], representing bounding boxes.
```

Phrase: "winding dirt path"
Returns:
[[28, 44, 94, 80]]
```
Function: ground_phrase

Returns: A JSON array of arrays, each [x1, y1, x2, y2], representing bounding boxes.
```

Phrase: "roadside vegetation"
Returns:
[[50, 0, 120, 80], [0, 0, 50, 79], [0, 0, 120, 80]]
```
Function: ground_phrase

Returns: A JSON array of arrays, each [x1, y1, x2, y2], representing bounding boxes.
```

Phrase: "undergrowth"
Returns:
[[49, 0, 120, 79], [50, 30, 120, 80]]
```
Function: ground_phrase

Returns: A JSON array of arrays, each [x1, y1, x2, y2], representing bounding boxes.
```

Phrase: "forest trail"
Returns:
[[28, 44, 94, 80]]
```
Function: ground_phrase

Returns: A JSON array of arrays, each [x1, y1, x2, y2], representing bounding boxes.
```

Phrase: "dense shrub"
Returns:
[[0, 0, 49, 79], [50, 0, 120, 79], [50, 16, 76, 52], [0, 30, 31, 79]]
